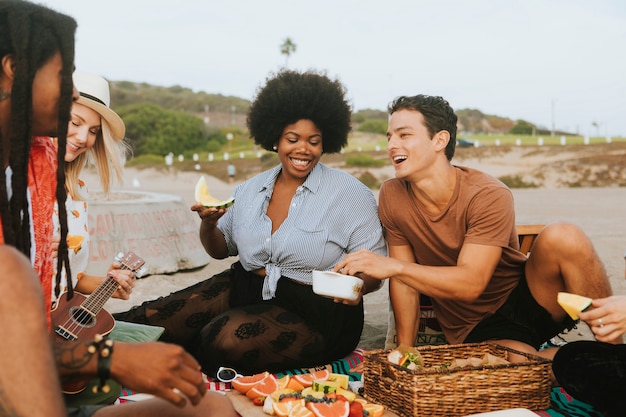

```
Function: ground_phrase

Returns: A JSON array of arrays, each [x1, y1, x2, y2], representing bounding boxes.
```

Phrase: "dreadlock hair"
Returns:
[[0, 0, 77, 297], [246, 69, 353, 154]]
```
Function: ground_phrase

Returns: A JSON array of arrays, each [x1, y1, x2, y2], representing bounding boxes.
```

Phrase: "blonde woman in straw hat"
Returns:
[[50, 71, 135, 301]]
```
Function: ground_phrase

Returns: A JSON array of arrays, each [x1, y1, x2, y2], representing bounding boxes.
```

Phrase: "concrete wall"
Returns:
[[85, 191, 210, 276]]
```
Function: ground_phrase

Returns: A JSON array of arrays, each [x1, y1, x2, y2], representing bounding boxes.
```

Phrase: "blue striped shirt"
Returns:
[[217, 162, 387, 299]]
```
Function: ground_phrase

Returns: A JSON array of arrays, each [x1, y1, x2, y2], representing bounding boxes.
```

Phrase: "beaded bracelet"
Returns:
[[87, 334, 114, 393]]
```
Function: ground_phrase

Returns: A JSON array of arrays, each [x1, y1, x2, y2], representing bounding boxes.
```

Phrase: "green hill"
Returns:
[[109, 80, 542, 135]]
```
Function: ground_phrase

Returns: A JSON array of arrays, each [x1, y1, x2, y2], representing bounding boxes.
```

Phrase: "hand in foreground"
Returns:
[[332, 285, 364, 306], [334, 249, 394, 280], [579, 295, 626, 343], [110, 342, 207, 407], [107, 264, 136, 300], [190, 203, 227, 225]]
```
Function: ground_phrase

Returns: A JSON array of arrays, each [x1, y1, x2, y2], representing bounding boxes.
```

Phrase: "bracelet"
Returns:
[[88, 334, 114, 393]]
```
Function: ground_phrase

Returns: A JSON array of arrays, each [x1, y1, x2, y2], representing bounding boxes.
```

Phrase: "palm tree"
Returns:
[[591, 121, 599, 137], [280, 37, 296, 67]]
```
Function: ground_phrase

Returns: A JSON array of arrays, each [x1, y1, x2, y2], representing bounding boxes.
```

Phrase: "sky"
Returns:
[[47, 0, 626, 137]]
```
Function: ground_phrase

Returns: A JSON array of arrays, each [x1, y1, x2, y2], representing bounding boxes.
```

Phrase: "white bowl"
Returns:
[[312, 270, 364, 301]]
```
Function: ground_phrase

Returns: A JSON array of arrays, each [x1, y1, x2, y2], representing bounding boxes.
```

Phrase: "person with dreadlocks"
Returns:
[[114, 69, 387, 376], [0, 1, 77, 415], [0, 2, 237, 417]]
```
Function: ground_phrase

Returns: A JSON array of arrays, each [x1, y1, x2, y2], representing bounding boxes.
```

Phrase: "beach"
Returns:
[[101, 146, 626, 349]]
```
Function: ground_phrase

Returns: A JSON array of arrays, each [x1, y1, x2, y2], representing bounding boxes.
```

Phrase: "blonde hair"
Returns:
[[65, 120, 128, 200]]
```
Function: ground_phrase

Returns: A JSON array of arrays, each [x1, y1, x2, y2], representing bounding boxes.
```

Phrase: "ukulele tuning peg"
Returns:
[[114, 252, 124, 262], [136, 266, 147, 279]]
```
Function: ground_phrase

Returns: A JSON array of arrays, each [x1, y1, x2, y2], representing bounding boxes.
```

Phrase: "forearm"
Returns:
[[359, 273, 384, 295], [0, 247, 67, 417], [53, 339, 98, 384], [199, 219, 228, 258], [394, 262, 487, 302], [390, 278, 420, 346], [74, 274, 102, 294]]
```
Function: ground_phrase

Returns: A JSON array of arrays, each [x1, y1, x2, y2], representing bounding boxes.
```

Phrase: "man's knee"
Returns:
[[532, 222, 594, 258]]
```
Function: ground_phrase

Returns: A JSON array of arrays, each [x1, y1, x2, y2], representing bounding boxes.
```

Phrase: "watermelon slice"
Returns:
[[557, 292, 592, 320]]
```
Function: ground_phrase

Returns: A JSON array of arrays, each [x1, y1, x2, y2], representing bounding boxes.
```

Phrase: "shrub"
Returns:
[[358, 171, 381, 189], [126, 153, 169, 167], [260, 152, 279, 168], [357, 119, 387, 135], [345, 154, 386, 167], [498, 174, 539, 188], [206, 139, 222, 152]]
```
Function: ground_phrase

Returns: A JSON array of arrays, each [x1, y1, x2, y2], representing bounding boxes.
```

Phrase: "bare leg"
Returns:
[[525, 222, 612, 322], [93, 392, 238, 417], [0, 246, 66, 417]]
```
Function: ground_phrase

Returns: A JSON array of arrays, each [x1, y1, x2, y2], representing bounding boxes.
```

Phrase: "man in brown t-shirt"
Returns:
[[335, 94, 618, 359]]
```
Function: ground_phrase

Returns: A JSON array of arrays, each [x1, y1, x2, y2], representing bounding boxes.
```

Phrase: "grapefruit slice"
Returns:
[[194, 176, 235, 208], [293, 369, 330, 388], [557, 292, 592, 320], [306, 399, 350, 417], [246, 374, 280, 399]]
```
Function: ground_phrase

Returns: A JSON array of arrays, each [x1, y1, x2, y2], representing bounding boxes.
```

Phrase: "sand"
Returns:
[[99, 147, 626, 349]]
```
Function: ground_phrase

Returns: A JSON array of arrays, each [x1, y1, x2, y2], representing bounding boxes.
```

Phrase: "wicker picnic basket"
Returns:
[[363, 342, 551, 417]]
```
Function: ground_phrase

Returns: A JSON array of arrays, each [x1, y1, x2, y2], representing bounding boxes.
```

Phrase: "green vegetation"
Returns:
[[357, 171, 381, 189], [106, 80, 625, 163], [357, 119, 387, 135], [117, 103, 207, 156], [497, 174, 539, 189], [345, 154, 387, 167]]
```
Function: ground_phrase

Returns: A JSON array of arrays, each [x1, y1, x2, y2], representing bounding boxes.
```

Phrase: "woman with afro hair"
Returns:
[[115, 69, 387, 375]]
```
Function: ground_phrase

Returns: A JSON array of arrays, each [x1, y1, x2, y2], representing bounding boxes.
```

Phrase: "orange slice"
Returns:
[[292, 369, 330, 388], [273, 398, 305, 417], [286, 377, 305, 391], [363, 403, 385, 417], [246, 374, 279, 399], [230, 371, 269, 394], [290, 403, 314, 417], [277, 374, 291, 389]]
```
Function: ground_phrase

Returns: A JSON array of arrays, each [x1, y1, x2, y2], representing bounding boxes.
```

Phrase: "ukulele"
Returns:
[[50, 251, 146, 394]]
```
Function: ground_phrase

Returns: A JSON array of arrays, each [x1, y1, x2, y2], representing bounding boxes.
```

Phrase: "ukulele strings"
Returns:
[[57, 262, 133, 337]]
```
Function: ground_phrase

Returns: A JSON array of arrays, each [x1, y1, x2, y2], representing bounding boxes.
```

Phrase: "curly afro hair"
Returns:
[[246, 69, 352, 154]]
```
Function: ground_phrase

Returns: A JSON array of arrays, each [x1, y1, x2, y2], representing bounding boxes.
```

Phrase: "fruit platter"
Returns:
[[225, 369, 399, 417]]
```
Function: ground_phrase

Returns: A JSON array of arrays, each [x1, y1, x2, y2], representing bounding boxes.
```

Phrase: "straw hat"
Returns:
[[73, 71, 125, 141]]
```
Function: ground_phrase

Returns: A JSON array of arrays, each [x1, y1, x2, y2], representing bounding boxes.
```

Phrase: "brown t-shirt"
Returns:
[[379, 166, 528, 344]]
